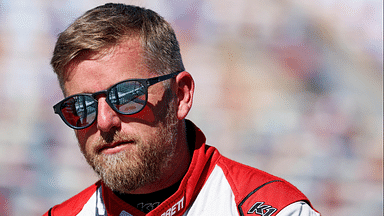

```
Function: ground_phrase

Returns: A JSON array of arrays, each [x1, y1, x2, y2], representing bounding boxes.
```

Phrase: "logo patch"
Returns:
[[247, 202, 277, 216], [137, 202, 160, 213]]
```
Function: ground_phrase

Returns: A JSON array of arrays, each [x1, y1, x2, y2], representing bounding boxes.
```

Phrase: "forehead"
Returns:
[[63, 38, 150, 95]]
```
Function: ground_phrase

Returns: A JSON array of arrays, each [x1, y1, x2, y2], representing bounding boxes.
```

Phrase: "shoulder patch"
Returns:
[[237, 180, 281, 216], [247, 202, 277, 216]]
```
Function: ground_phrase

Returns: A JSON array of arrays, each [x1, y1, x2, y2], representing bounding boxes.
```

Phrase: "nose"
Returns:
[[96, 97, 121, 132]]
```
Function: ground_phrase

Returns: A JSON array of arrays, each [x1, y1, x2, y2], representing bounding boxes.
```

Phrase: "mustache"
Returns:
[[100, 128, 119, 144], [93, 129, 139, 151]]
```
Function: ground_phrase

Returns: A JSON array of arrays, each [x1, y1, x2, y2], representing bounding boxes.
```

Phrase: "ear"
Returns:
[[175, 71, 194, 120]]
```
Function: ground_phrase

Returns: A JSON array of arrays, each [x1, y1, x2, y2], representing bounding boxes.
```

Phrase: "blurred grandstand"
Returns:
[[0, 0, 382, 215]]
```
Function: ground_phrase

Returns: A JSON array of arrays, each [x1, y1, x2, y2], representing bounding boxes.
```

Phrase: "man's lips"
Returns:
[[98, 141, 134, 155]]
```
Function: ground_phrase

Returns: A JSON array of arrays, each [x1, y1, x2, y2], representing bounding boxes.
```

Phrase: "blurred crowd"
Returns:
[[0, 0, 382, 215]]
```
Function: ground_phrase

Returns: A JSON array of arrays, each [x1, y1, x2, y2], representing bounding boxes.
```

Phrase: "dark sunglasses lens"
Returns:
[[109, 81, 147, 114], [60, 95, 97, 128]]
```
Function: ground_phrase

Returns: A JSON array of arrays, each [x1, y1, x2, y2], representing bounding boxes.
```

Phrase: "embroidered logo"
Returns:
[[161, 196, 184, 216], [247, 202, 277, 216], [137, 202, 160, 213]]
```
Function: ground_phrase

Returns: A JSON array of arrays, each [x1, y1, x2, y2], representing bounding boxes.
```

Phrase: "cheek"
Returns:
[[126, 105, 155, 123], [75, 129, 95, 153]]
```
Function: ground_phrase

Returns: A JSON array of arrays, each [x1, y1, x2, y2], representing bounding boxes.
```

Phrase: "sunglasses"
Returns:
[[53, 71, 181, 130]]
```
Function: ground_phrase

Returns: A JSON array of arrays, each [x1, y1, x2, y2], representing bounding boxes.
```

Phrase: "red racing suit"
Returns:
[[44, 120, 319, 216]]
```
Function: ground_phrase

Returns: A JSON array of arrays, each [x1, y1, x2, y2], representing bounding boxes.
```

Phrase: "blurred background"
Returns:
[[0, 0, 382, 215]]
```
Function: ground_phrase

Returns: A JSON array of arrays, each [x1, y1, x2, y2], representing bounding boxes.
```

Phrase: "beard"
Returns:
[[80, 91, 179, 193]]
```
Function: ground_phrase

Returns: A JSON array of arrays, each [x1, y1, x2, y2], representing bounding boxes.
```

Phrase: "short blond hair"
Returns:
[[51, 3, 184, 91]]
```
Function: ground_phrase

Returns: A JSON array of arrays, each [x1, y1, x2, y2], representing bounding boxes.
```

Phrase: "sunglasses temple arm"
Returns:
[[146, 71, 181, 86]]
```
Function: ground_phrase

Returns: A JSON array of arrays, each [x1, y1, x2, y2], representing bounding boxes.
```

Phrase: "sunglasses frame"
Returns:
[[53, 71, 182, 129]]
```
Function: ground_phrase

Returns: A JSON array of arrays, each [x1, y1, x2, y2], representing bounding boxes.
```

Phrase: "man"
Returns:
[[45, 3, 320, 216]]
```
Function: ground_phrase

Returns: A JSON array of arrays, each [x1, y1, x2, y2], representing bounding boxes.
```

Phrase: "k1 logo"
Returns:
[[247, 202, 277, 216]]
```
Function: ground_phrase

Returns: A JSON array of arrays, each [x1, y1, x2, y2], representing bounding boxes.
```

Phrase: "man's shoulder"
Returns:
[[214, 156, 311, 215], [216, 156, 286, 187], [43, 181, 101, 216]]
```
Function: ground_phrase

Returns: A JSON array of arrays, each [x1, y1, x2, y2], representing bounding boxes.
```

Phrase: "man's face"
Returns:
[[63, 38, 179, 193]]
